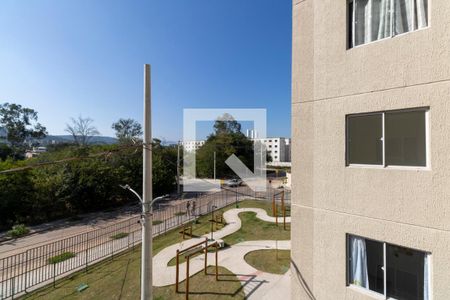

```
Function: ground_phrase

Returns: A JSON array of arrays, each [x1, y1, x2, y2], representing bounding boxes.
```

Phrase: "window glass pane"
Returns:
[[366, 239, 385, 294], [347, 114, 383, 165], [385, 110, 426, 166], [349, 1, 354, 48], [354, 0, 392, 46], [387, 244, 426, 300], [395, 0, 414, 34], [414, 0, 428, 29]]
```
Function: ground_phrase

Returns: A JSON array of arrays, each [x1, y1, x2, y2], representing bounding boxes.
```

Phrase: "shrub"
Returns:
[[174, 212, 186, 217], [152, 220, 163, 225], [48, 252, 76, 264], [110, 232, 129, 240], [7, 224, 30, 238]]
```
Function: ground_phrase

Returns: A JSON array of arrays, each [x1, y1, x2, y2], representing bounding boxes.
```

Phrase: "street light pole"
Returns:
[[210, 205, 217, 241], [120, 185, 168, 300], [177, 141, 181, 195], [213, 151, 216, 181], [142, 64, 152, 300]]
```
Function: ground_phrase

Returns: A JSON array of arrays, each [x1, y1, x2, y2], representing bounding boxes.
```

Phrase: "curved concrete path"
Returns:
[[152, 208, 292, 299]]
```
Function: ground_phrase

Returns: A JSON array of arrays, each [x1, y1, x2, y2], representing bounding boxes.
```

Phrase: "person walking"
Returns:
[[191, 200, 196, 217], [186, 201, 191, 217]]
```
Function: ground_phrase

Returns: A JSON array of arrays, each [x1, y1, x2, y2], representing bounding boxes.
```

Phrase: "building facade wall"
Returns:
[[291, 0, 450, 299], [181, 140, 205, 152], [254, 137, 289, 162]]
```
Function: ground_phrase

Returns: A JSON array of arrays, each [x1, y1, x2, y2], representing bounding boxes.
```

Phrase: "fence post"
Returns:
[[175, 249, 179, 293], [11, 276, 15, 300], [53, 263, 56, 288], [111, 237, 114, 260], [85, 233, 89, 273], [85, 247, 89, 273], [128, 219, 131, 249], [24, 250, 28, 292]]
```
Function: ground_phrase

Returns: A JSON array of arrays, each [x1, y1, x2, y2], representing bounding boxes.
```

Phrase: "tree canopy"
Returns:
[[112, 118, 142, 143], [0, 140, 177, 230], [196, 114, 254, 179], [65, 116, 100, 146], [0, 102, 47, 148]]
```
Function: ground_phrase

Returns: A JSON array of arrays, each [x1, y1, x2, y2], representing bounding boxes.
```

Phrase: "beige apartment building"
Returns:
[[291, 0, 450, 299]]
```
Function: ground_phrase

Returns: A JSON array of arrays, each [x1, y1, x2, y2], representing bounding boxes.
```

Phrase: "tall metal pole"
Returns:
[[177, 141, 181, 194], [213, 151, 216, 181], [142, 64, 153, 300]]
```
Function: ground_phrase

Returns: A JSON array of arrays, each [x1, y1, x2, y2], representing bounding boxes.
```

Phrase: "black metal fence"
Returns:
[[0, 186, 290, 299]]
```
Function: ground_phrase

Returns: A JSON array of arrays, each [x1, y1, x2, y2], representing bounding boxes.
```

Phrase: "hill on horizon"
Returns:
[[42, 135, 117, 145]]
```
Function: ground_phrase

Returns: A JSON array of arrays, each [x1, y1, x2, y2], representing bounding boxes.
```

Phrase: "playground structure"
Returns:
[[150, 206, 292, 299], [175, 237, 220, 300], [179, 223, 193, 240], [272, 190, 288, 230], [209, 211, 225, 231]]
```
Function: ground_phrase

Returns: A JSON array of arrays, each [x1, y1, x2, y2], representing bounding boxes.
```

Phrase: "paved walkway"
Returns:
[[152, 208, 292, 299]]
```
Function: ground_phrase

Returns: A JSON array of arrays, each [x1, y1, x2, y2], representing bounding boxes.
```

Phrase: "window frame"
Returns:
[[347, 0, 430, 49], [346, 234, 432, 300], [345, 107, 430, 170]]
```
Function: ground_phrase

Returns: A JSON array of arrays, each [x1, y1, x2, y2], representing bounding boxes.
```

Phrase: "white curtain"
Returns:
[[377, 0, 392, 39], [415, 0, 428, 29], [354, 0, 428, 46], [395, 0, 414, 34], [424, 254, 429, 300], [350, 236, 369, 288], [355, 0, 392, 46]]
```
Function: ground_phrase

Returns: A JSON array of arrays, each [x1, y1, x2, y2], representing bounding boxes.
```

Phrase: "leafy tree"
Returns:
[[0, 134, 178, 229], [112, 118, 142, 143], [213, 113, 241, 134], [0, 144, 13, 161], [65, 116, 100, 146], [0, 103, 47, 149], [0, 160, 35, 228], [196, 114, 253, 178], [152, 139, 177, 196]]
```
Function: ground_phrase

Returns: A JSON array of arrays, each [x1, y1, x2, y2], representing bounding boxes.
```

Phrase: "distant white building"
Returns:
[[257, 137, 288, 163], [181, 135, 292, 164], [244, 130, 291, 163], [25, 146, 47, 159], [180, 140, 205, 152], [284, 138, 291, 162]]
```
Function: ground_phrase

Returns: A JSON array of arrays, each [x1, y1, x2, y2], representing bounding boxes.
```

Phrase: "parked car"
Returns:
[[224, 178, 242, 187]]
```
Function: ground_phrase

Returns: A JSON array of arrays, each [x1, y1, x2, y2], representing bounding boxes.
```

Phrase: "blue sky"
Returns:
[[0, 0, 292, 141]]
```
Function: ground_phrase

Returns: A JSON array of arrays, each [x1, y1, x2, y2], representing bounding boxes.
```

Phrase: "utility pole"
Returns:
[[177, 141, 181, 194], [142, 64, 153, 300], [213, 151, 216, 181]]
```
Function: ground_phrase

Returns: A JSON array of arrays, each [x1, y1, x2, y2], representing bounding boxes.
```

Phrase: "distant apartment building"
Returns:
[[292, 0, 446, 299], [284, 138, 291, 162], [25, 147, 47, 159], [258, 137, 287, 163], [180, 140, 205, 152], [245, 130, 291, 163]]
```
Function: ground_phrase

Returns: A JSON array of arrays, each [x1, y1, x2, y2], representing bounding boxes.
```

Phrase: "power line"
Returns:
[[0, 143, 146, 174]]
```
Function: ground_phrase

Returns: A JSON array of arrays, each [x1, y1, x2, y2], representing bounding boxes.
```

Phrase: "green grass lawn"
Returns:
[[223, 212, 290, 246], [24, 247, 243, 300], [168, 200, 291, 266], [244, 250, 290, 274], [22, 200, 290, 300], [239, 199, 291, 217]]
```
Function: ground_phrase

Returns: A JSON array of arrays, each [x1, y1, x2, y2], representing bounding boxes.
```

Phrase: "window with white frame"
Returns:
[[347, 235, 430, 300], [348, 0, 429, 48], [346, 108, 428, 167]]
